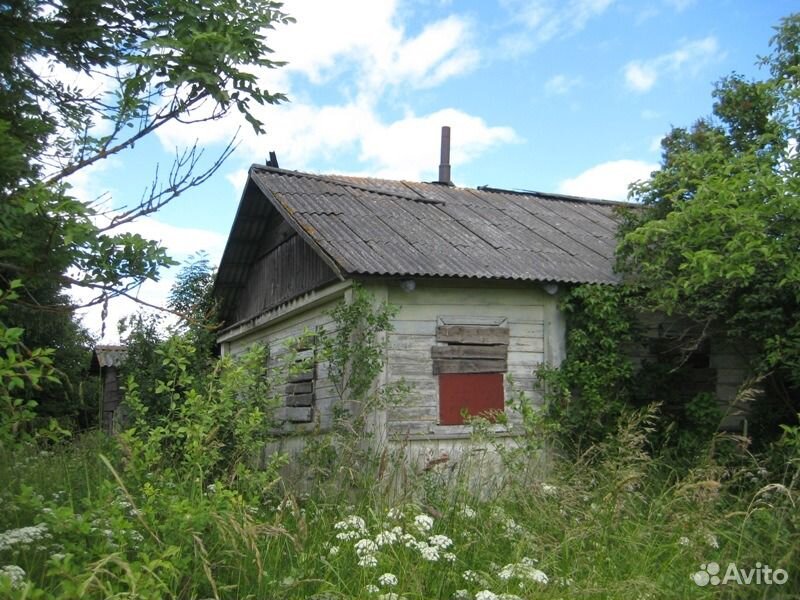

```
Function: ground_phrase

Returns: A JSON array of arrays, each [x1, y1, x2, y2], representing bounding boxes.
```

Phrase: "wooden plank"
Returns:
[[288, 370, 313, 383], [287, 381, 313, 395], [276, 407, 313, 422], [286, 392, 313, 407], [431, 344, 507, 360], [433, 358, 507, 374], [436, 325, 509, 345]]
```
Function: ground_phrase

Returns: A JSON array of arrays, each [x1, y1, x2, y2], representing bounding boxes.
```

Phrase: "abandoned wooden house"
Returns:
[[214, 131, 749, 457]]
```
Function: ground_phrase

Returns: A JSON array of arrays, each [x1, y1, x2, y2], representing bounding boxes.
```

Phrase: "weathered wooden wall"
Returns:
[[233, 214, 337, 323], [384, 281, 561, 439], [226, 287, 345, 434]]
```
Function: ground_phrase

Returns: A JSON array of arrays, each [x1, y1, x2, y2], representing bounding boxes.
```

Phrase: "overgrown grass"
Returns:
[[1, 414, 797, 599]]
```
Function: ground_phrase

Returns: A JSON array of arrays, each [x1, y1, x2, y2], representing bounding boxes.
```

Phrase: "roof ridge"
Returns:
[[476, 185, 633, 206], [250, 164, 445, 205]]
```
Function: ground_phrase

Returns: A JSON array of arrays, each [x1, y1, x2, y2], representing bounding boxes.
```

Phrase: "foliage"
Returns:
[[536, 284, 636, 452], [617, 13, 800, 439], [121, 338, 283, 489], [1, 401, 798, 598], [0, 281, 60, 448], [118, 255, 219, 423]]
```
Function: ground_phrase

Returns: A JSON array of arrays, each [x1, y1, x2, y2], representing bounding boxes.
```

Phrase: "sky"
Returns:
[[69, 0, 797, 341]]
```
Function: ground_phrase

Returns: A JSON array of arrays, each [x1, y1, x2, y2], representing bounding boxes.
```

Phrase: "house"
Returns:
[[214, 131, 749, 461], [90, 345, 127, 433]]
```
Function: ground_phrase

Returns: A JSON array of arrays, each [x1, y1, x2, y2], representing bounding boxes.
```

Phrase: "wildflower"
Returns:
[[462, 570, 480, 583], [0, 524, 50, 552], [453, 590, 470, 599], [414, 514, 434, 533], [206, 483, 216, 494], [428, 534, 453, 549], [419, 543, 440, 562], [541, 483, 558, 496], [387, 507, 403, 519], [355, 539, 378, 556], [378, 573, 398, 587], [336, 530, 360, 541], [705, 533, 719, 549], [50, 553, 66, 561], [443, 551, 457, 562], [0, 565, 26, 589], [377, 594, 403, 600], [375, 529, 400, 547], [358, 554, 378, 568], [475, 591, 498, 600], [335, 515, 367, 533], [503, 518, 523, 535], [678, 536, 690, 547], [498, 594, 523, 600], [459, 505, 477, 519], [366, 584, 380, 594], [497, 558, 548, 585], [328, 546, 340, 556]]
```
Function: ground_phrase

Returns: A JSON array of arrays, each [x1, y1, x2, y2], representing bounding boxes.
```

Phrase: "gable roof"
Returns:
[[216, 165, 629, 315]]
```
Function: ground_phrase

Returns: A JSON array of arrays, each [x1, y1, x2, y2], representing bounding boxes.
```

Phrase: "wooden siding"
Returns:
[[233, 215, 337, 322], [228, 297, 343, 434], [386, 283, 552, 438]]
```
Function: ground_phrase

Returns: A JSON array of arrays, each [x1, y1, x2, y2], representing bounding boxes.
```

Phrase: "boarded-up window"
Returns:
[[432, 319, 508, 425], [439, 372, 504, 425], [282, 339, 316, 423]]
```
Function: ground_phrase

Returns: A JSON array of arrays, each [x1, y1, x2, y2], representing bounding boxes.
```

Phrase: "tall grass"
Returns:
[[1, 411, 797, 599]]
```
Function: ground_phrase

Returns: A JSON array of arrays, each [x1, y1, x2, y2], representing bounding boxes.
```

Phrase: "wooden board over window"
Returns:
[[432, 320, 508, 425]]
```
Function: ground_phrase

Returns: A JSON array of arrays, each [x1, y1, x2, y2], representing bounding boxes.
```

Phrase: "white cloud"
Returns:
[[498, 0, 615, 56], [545, 74, 581, 95], [624, 36, 721, 93], [558, 159, 658, 201], [665, 0, 695, 11], [154, 0, 506, 182]]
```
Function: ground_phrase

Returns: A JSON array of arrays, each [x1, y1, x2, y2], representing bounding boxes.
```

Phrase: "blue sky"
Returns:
[[70, 0, 797, 339]]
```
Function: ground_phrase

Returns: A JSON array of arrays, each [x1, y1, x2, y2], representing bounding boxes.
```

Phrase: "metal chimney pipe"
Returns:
[[438, 126, 451, 184]]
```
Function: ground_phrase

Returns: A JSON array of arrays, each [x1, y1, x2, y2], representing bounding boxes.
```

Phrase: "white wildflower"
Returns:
[[206, 483, 216, 494], [387, 507, 403, 520], [453, 590, 470, 600], [336, 530, 360, 541], [334, 515, 367, 533], [366, 584, 380, 594], [428, 534, 453, 549], [419, 543, 440, 562], [358, 554, 378, 568], [503, 518, 523, 535], [355, 538, 378, 556], [377, 594, 402, 600], [443, 551, 457, 562], [50, 553, 66, 561], [413, 514, 434, 533], [678, 536, 690, 547], [0, 565, 26, 589], [497, 558, 548, 585], [401, 533, 419, 549], [0, 523, 50, 551], [459, 505, 477, 519], [475, 591, 498, 600], [462, 570, 480, 583], [328, 545, 340, 556], [498, 594, 523, 600], [375, 529, 400, 547], [541, 483, 558, 496], [705, 533, 719, 549], [378, 573, 398, 587]]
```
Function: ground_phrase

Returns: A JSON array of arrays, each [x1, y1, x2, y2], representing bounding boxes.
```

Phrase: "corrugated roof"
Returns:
[[243, 166, 627, 285], [90, 345, 127, 372]]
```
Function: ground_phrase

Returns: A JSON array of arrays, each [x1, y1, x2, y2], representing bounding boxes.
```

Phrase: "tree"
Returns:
[[617, 13, 800, 440], [0, 0, 292, 428], [1, 0, 292, 310]]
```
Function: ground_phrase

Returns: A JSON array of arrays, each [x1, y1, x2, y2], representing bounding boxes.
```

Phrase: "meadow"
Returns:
[[1, 394, 797, 599]]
